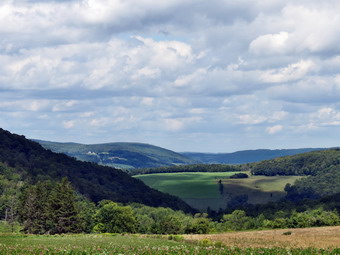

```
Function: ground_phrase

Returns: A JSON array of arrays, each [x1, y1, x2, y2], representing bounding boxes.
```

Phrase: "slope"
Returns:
[[35, 140, 197, 170], [0, 128, 194, 213], [249, 148, 340, 200]]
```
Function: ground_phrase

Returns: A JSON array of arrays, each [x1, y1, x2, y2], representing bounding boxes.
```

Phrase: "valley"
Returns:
[[0, 128, 339, 254]]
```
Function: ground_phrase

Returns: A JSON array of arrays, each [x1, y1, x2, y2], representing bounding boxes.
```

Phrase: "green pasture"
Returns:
[[135, 172, 303, 211], [135, 172, 239, 199], [0, 234, 337, 255]]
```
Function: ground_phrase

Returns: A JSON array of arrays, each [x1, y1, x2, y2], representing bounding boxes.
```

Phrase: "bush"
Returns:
[[230, 173, 249, 179], [168, 235, 184, 241], [199, 239, 213, 247]]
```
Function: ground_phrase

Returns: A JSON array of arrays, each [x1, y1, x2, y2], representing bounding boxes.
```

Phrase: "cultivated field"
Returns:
[[135, 172, 302, 210], [184, 226, 340, 249]]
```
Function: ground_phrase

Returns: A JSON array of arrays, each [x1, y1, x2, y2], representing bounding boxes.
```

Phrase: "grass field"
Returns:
[[185, 226, 340, 249], [0, 231, 339, 255], [135, 172, 303, 211]]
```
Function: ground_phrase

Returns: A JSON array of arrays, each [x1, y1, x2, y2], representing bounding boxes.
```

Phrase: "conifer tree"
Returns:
[[20, 181, 53, 234], [49, 177, 80, 234], [20, 178, 81, 234]]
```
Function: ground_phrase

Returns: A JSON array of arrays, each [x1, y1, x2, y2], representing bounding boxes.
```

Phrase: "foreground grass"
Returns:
[[135, 172, 302, 210], [0, 233, 339, 255]]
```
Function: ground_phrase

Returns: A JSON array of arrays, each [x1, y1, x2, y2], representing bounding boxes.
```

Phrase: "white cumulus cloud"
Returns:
[[266, 125, 283, 134]]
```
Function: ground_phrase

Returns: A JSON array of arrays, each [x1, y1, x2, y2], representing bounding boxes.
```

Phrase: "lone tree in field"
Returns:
[[218, 179, 224, 195]]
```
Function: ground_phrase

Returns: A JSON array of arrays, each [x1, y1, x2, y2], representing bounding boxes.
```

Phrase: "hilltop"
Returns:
[[0, 128, 193, 212], [35, 140, 197, 170]]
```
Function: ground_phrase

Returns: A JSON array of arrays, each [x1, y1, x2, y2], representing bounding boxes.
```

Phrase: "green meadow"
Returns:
[[135, 172, 303, 211]]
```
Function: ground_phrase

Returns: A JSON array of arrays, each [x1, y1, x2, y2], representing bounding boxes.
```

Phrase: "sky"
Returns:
[[1, 0, 340, 153]]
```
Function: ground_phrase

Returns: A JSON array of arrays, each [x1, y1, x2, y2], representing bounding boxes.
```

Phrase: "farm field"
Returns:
[[0, 231, 339, 255], [135, 172, 303, 211], [185, 226, 340, 249]]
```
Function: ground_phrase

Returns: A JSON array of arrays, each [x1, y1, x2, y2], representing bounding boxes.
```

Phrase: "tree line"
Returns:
[[1, 177, 338, 235], [131, 164, 244, 175]]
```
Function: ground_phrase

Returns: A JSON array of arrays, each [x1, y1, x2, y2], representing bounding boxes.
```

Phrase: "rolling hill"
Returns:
[[35, 140, 327, 169], [34, 140, 197, 170], [0, 128, 194, 212], [182, 148, 325, 164]]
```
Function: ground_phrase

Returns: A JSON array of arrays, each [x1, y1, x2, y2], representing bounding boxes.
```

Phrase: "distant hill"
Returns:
[[249, 149, 340, 176], [34, 140, 197, 170], [0, 128, 194, 212], [182, 148, 325, 164]]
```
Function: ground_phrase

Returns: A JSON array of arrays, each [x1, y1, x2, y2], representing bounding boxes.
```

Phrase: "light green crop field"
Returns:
[[135, 172, 239, 198], [0, 233, 337, 255], [135, 172, 303, 211]]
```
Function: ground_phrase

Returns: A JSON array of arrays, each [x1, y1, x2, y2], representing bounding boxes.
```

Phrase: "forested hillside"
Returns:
[[250, 149, 340, 176], [249, 149, 340, 200], [35, 140, 196, 169], [0, 128, 193, 213]]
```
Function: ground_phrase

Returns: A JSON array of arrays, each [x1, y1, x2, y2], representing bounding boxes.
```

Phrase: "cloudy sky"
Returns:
[[1, 0, 340, 152]]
